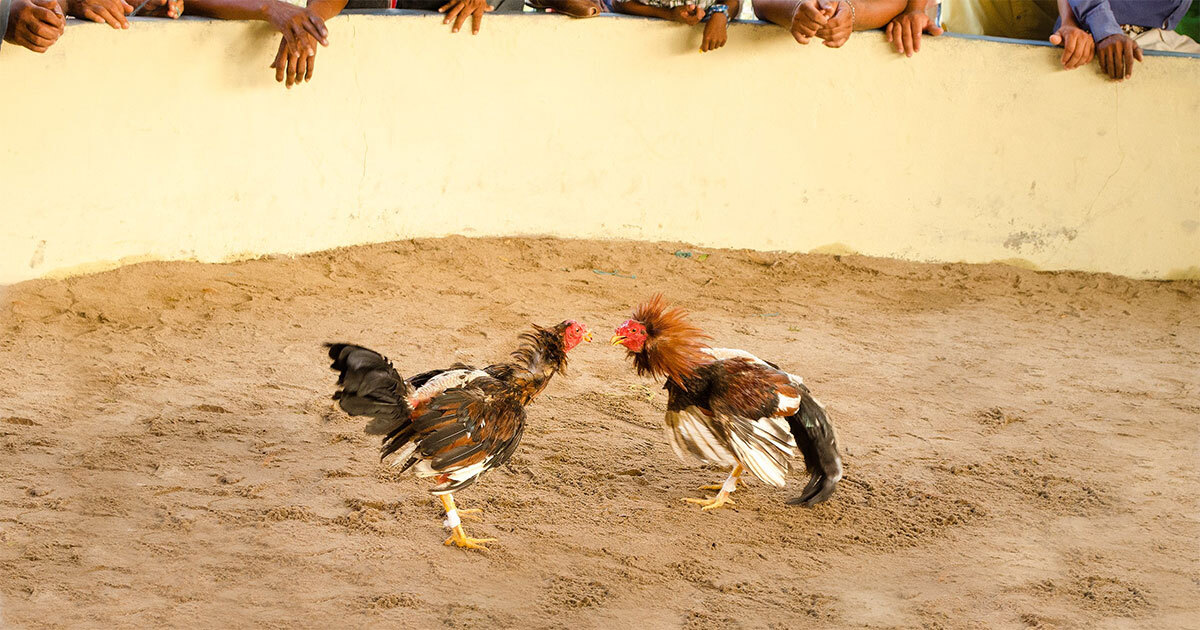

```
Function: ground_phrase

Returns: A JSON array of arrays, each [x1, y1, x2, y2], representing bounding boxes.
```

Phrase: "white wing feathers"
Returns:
[[408, 369, 489, 408]]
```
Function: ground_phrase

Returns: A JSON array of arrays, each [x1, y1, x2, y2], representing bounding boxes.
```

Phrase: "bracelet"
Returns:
[[703, 3, 728, 20], [845, 0, 855, 27]]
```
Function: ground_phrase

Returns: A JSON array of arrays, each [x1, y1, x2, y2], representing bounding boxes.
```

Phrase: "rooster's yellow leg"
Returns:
[[439, 494, 497, 549], [684, 464, 743, 511]]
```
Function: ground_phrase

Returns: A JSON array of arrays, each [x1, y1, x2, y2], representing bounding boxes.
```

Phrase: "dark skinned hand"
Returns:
[[668, 4, 704, 25], [270, 31, 319, 89], [700, 11, 726, 51], [6, 0, 64, 52], [814, 0, 851, 48], [74, 0, 133, 29], [438, 0, 494, 34], [885, 8, 943, 57], [1048, 24, 1094, 69], [136, 0, 184, 18], [791, 0, 834, 45], [265, 2, 329, 48], [1095, 33, 1141, 80]]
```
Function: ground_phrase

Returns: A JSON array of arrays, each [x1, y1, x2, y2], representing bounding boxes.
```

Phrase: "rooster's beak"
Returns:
[[583, 330, 594, 343], [610, 335, 625, 346]]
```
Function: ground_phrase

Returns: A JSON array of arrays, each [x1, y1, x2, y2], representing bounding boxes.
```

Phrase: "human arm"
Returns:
[[884, 0, 942, 56], [437, 0, 494, 34], [3, 0, 65, 52], [1048, 0, 1093, 69], [815, 0, 906, 48], [1066, 0, 1121, 43], [186, 0, 329, 45], [1068, 0, 1143, 80], [753, 0, 832, 44], [700, 0, 739, 52], [613, 0, 705, 24]]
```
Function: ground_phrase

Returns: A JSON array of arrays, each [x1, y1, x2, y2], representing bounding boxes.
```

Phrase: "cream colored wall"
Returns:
[[1, 15, 1197, 283]]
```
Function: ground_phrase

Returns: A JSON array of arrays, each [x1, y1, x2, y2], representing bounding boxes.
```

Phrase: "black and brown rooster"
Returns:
[[326, 320, 591, 549], [611, 295, 841, 510]]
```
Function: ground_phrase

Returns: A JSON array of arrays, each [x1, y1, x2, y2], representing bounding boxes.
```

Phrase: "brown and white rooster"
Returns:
[[611, 295, 841, 510], [326, 320, 591, 549]]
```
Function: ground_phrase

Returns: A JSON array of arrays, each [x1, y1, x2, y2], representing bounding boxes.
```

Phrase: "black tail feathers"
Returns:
[[325, 343, 412, 435], [785, 387, 843, 507]]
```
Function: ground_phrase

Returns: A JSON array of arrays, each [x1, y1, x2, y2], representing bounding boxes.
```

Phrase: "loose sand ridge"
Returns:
[[0, 237, 1197, 629]]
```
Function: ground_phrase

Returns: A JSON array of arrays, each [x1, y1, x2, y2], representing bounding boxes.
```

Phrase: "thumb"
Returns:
[[822, 1, 837, 17], [1048, 32, 1062, 46], [928, 24, 944, 36], [1133, 45, 1143, 61]]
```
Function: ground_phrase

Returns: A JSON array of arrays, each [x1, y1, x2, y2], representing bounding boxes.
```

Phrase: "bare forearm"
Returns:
[[757, 0, 906, 30], [185, 0, 275, 20], [612, 0, 675, 20], [306, 0, 345, 19], [850, 0, 907, 29], [752, 0, 794, 26]]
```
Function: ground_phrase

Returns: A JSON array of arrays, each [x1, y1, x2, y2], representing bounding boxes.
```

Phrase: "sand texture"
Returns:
[[0, 237, 1197, 629]]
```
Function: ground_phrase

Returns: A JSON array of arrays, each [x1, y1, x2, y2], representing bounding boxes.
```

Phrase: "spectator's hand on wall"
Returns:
[[1095, 33, 1142, 81], [790, 0, 832, 45], [5, 0, 65, 52], [438, 0, 493, 34], [136, 0, 183, 18], [668, 4, 704, 25], [270, 31, 319, 88], [700, 11, 726, 51], [1048, 23, 1093, 70], [813, 0, 850, 48], [266, 1, 329, 48], [885, 6, 941, 57], [73, 0, 133, 29]]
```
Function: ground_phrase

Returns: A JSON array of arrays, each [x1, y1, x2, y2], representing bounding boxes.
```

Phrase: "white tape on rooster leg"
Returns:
[[443, 508, 461, 529], [721, 474, 738, 495]]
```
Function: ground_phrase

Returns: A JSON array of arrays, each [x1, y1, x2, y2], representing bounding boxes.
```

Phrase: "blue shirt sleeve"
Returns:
[[1069, 0, 1124, 42]]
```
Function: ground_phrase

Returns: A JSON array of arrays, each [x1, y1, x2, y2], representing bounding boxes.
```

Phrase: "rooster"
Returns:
[[326, 319, 592, 549], [611, 295, 841, 510]]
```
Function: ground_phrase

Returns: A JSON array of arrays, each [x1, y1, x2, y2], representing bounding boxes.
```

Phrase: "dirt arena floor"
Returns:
[[0, 237, 1196, 629]]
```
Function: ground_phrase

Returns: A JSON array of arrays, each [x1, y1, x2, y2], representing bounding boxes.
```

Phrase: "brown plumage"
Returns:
[[326, 319, 591, 549], [613, 296, 842, 508], [629, 294, 712, 386]]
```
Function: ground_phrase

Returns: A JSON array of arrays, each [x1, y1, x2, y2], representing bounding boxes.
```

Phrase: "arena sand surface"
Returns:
[[0, 237, 1196, 630]]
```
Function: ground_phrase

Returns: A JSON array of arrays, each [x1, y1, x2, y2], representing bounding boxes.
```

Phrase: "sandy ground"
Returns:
[[0, 237, 1197, 629]]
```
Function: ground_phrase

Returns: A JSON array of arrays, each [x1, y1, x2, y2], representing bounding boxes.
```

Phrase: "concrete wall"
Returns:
[[1, 14, 1197, 283]]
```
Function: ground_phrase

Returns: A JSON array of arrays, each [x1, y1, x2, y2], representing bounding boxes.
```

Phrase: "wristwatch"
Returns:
[[704, 3, 729, 20]]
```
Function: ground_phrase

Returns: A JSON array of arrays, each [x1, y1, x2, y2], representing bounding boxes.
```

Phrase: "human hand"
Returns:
[[700, 11, 726, 51], [6, 0, 65, 52], [270, 32, 319, 89], [439, 0, 494, 34], [74, 0, 133, 29], [1048, 24, 1093, 69], [791, 0, 832, 45], [814, 0, 851, 48], [1095, 33, 1142, 80], [135, 0, 184, 18], [885, 8, 942, 56], [668, 4, 704, 25], [265, 1, 329, 47]]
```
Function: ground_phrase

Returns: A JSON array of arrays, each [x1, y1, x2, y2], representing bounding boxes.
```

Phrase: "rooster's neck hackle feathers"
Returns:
[[495, 323, 569, 405], [632, 294, 711, 386]]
